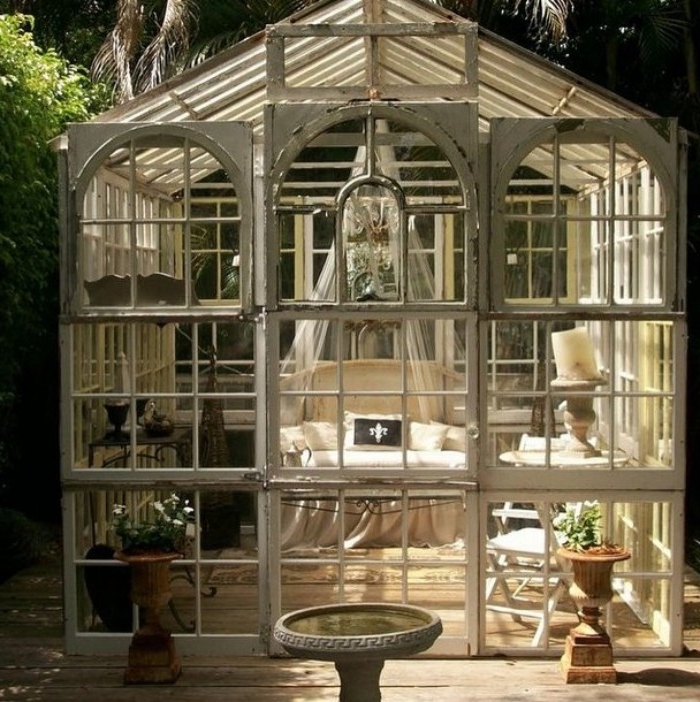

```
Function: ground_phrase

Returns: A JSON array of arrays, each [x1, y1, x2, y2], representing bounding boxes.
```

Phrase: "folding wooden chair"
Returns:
[[485, 503, 569, 646]]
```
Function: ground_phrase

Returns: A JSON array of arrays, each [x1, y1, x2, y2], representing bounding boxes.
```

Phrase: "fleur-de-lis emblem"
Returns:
[[370, 422, 389, 443]]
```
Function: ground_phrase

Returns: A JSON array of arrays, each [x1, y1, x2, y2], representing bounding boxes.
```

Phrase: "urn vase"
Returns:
[[557, 547, 630, 684], [114, 551, 182, 684]]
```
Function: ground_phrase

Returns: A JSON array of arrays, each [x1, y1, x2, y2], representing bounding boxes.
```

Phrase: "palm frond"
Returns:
[[513, 0, 573, 43], [133, 0, 198, 94], [91, 0, 145, 102], [636, 5, 686, 67], [187, 0, 311, 67], [189, 31, 245, 67]]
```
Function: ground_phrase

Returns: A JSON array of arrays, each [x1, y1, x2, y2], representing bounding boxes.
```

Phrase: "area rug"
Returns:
[[206, 547, 467, 587]]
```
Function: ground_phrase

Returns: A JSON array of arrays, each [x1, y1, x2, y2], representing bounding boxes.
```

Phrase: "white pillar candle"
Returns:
[[115, 351, 131, 394], [551, 327, 601, 381]]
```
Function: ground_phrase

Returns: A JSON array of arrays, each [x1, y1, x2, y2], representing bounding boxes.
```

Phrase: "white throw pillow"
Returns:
[[409, 421, 449, 451], [344, 412, 403, 451], [303, 421, 338, 450], [430, 421, 466, 452]]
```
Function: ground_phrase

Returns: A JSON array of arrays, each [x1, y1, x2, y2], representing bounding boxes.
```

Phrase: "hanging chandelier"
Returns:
[[342, 187, 400, 301]]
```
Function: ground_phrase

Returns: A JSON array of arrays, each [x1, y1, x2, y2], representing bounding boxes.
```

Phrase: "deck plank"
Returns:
[[2, 658, 700, 701]]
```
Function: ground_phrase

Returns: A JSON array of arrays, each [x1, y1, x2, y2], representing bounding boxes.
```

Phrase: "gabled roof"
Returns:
[[93, 0, 655, 138]]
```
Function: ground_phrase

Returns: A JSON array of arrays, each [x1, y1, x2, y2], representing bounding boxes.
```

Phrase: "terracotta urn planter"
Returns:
[[557, 547, 630, 684], [114, 551, 182, 684]]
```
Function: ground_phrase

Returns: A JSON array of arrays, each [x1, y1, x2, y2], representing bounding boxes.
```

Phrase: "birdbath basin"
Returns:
[[273, 602, 442, 702]]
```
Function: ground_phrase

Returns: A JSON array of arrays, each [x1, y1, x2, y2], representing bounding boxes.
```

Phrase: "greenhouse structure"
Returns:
[[57, 0, 687, 659]]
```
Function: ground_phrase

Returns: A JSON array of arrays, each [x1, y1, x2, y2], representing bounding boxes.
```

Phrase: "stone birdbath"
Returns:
[[273, 602, 442, 702]]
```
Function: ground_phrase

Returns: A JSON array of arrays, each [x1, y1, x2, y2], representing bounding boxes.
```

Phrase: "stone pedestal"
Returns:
[[124, 626, 181, 684], [335, 659, 385, 702], [560, 627, 617, 684]]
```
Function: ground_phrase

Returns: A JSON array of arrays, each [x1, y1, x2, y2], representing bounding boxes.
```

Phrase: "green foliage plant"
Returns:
[[0, 507, 49, 582], [552, 501, 623, 554], [112, 493, 195, 554], [0, 14, 102, 392], [0, 14, 106, 515]]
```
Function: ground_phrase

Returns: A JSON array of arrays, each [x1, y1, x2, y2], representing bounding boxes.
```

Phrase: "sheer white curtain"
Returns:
[[279, 216, 463, 422]]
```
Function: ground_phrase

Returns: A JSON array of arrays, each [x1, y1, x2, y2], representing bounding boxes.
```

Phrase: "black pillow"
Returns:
[[352, 417, 402, 448]]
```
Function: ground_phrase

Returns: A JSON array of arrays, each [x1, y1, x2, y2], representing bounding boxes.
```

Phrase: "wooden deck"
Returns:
[[1, 549, 700, 701]]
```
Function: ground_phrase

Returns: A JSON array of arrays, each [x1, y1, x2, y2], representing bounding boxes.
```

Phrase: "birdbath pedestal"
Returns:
[[273, 603, 442, 702]]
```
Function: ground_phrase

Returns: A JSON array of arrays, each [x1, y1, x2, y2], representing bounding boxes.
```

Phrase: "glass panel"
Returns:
[[503, 205, 569, 304], [191, 221, 241, 303], [70, 320, 255, 473], [276, 315, 468, 472], [277, 115, 466, 305], [74, 488, 259, 636], [279, 489, 469, 626], [498, 130, 667, 308], [608, 501, 672, 650], [279, 209, 338, 303], [383, 119, 464, 204], [567, 218, 602, 302], [483, 499, 674, 651], [485, 319, 676, 470], [77, 559, 134, 633], [407, 214, 448, 302], [281, 119, 365, 202], [609, 578, 671, 650], [80, 137, 239, 308]]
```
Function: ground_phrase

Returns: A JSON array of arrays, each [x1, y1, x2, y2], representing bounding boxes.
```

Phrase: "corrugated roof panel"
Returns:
[[479, 42, 618, 119], [382, 37, 466, 84], [557, 89, 648, 118], [380, 36, 466, 86], [93, 33, 267, 124], [396, 33, 467, 69], [477, 34, 652, 118], [278, 31, 471, 100], [176, 44, 267, 99], [286, 36, 367, 87], [479, 84, 547, 120], [94, 90, 185, 124], [210, 102, 265, 138], [183, 72, 267, 122], [290, 53, 366, 91]]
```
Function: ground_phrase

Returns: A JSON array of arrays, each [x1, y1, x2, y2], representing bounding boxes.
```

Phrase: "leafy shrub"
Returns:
[[0, 508, 48, 582]]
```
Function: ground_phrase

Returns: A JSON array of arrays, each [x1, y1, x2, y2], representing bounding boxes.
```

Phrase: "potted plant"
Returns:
[[112, 493, 194, 684], [113, 493, 194, 555], [553, 501, 630, 684]]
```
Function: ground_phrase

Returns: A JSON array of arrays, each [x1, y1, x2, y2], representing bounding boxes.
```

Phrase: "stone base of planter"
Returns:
[[124, 628, 181, 684], [560, 628, 617, 684]]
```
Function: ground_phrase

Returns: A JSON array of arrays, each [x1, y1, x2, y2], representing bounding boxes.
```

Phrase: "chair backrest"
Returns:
[[490, 501, 573, 568]]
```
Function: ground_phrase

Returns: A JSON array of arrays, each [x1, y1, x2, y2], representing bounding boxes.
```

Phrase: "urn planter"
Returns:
[[557, 547, 631, 684], [114, 551, 182, 684]]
